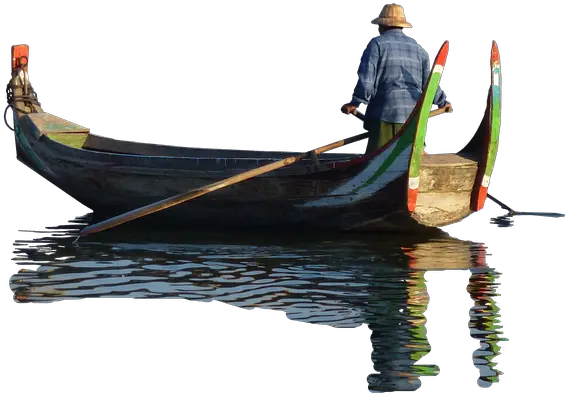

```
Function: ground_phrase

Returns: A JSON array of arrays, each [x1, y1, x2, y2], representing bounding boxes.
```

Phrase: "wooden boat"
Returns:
[[5, 42, 501, 232]]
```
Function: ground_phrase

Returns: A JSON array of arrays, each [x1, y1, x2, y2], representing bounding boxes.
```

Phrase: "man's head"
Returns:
[[378, 25, 402, 34], [371, 3, 412, 30]]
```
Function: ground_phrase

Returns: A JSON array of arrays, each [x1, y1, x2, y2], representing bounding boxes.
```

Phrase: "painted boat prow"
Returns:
[[408, 41, 502, 228], [459, 40, 501, 211], [407, 41, 449, 212]]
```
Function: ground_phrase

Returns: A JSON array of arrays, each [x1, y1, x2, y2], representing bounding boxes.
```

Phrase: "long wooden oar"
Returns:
[[487, 193, 564, 218], [80, 107, 452, 238]]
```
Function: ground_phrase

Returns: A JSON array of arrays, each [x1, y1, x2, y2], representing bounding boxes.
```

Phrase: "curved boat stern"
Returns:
[[410, 41, 502, 228], [410, 154, 478, 227]]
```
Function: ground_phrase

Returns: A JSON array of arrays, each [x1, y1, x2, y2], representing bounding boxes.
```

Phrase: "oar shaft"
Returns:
[[353, 105, 451, 122], [487, 193, 514, 213], [429, 105, 453, 117]]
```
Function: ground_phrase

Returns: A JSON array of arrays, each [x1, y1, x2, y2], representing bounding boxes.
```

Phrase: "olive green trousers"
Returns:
[[365, 120, 404, 154]]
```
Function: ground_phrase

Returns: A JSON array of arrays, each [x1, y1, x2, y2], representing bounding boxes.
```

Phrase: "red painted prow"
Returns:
[[473, 187, 489, 211], [491, 40, 499, 64], [436, 40, 449, 65], [475, 243, 487, 268], [11, 44, 29, 73], [407, 189, 418, 212]]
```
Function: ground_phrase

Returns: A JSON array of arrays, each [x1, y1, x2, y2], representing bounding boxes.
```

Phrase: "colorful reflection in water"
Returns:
[[406, 271, 439, 377], [390, 241, 507, 389], [467, 272, 509, 388]]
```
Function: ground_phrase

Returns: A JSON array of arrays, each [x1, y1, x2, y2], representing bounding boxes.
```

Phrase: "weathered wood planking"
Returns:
[[27, 112, 90, 149]]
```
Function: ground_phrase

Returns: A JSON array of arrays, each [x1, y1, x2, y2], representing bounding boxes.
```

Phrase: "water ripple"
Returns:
[[9, 215, 506, 392]]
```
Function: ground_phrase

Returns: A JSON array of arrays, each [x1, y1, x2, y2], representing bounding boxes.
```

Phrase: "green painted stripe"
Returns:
[[408, 72, 442, 179], [351, 117, 417, 193], [485, 84, 501, 177]]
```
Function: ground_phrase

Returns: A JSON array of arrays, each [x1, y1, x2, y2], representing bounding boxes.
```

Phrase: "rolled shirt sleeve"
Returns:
[[422, 53, 447, 107], [349, 40, 380, 107]]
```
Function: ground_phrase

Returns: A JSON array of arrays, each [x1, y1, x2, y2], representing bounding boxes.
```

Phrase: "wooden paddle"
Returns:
[[79, 107, 452, 237], [487, 193, 564, 218]]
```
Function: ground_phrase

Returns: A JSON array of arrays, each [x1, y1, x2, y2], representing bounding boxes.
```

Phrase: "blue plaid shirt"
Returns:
[[349, 29, 447, 124]]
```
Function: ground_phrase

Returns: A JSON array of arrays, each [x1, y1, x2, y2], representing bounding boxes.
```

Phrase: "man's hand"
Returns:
[[443, 101, 453, 113], [341, 103, 358, 115]]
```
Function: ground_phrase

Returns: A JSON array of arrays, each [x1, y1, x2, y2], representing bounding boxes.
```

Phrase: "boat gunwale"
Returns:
[[17, 117, 375, 179], [82, 132, 360, 161]]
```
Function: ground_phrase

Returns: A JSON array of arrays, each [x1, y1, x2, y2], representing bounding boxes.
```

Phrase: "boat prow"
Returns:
[[408, 41, 501, 228]]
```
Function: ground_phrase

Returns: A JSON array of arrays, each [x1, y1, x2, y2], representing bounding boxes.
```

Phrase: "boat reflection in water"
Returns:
[[467, 272, 509, 388], [370, 238, 507, 391], [10, 215, 506, 392]]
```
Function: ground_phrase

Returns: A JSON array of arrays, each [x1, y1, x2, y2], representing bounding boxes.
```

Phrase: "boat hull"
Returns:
[[6, 41, 501, 233], [84, 197, 417, 232], [16, 120, 422, 231], [15, 116, 480, 232]]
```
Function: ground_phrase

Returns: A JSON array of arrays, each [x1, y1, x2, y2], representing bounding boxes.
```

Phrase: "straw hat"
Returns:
[[371, 4, 412, 28]]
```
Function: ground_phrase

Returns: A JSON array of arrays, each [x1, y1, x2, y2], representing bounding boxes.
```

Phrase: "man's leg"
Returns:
[[365, 120, 381, 154], [378, 121, 403, 148], [365, 121, 403, 154]]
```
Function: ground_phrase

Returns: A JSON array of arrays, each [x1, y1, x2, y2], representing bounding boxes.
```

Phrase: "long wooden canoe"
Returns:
[[5, 42, 501, 232]]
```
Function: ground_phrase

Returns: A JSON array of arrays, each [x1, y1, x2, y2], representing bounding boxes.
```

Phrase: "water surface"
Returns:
[[9, 215, 506, 392]]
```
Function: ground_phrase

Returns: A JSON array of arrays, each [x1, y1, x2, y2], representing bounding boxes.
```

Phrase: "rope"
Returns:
[[4, 66, 42, 132]]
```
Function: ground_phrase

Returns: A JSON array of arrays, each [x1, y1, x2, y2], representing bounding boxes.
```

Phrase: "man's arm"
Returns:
[[341, 40, 380, 114], [422, 54, 448, 108]]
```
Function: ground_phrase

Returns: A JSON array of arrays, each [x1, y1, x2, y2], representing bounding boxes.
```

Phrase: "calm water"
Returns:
[[8, 215, 506, 392]]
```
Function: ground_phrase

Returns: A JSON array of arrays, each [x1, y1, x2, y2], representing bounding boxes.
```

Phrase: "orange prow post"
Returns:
[[11, 44, 29, 73]]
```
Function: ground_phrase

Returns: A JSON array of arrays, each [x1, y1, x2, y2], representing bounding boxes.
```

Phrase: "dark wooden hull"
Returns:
[[98, 184, 410, 232], [18, 113, 478, 232], [14, 111, 484, 232], [15, 121, 417, 231]]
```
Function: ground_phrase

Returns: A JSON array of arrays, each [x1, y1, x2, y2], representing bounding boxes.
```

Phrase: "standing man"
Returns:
[[341, 4, 451, 154]]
